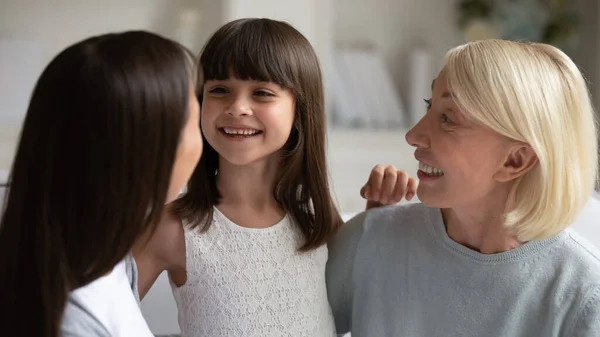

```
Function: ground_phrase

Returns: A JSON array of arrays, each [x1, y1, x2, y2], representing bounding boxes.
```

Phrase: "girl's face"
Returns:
[[201, 77, 295, 166], [166, 83, 203, 203]]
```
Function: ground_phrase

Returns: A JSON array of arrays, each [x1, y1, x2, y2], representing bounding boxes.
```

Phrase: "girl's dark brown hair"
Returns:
[[0, 31, 194, 337], [174, 18, 342, 251]]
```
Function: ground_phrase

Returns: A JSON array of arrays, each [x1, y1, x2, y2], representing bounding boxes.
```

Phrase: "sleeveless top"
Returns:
[[170, 207, 336, 337]]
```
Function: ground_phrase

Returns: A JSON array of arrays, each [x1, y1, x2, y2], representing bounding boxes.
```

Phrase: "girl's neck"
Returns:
[[215, 155, 286, 228], [216, 155, 280, 207]]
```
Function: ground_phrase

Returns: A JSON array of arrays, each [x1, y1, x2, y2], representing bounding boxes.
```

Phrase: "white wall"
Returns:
[[226, 0, 317, 41]]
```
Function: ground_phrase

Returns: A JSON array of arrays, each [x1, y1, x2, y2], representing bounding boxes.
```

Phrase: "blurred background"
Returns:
[[0, 1, 598, 335]]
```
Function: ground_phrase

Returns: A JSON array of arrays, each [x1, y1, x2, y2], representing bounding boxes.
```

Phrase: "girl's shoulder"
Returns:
[[141, 207, 185, 264], [133, 206, 186, 297]]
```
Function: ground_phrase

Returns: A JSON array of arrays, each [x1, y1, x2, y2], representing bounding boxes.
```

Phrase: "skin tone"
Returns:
[[404, 70, 538, 254], [102, 85, 201, 279], [166, 83, 203, 203], [132, 83, 202, 292], [201, 77, 296, 228]]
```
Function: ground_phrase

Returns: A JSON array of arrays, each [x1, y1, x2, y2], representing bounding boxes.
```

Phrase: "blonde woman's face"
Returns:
[[405, 71, 513, 209]]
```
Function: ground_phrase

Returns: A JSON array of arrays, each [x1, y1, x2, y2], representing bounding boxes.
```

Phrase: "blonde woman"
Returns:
[[327, 39, 600, 337]]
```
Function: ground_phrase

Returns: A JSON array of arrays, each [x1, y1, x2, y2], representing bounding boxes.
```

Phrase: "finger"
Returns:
[[406, 178, 419, 200], [365, 199, 384, 210], [360, 184, 369, 199], [379, 166, 398, 204], [392, 170, 410, 203], [367, 165, 386, 202]]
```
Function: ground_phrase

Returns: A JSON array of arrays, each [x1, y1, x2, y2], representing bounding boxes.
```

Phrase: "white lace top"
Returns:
[[171, 207, 336, 337]]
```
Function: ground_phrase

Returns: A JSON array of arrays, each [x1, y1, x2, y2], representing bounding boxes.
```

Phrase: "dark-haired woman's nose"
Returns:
[[405, 115, 430, 149]]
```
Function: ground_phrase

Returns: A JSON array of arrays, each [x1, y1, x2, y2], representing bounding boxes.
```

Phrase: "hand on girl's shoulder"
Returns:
[[360, 165, 418, 210]]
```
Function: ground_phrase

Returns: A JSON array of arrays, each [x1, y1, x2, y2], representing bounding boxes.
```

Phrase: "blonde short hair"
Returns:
[[443, 39, 599, 241]]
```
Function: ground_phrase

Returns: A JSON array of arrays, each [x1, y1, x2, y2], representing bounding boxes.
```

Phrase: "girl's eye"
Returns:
[[209, 87, 227, 94], [254, 90, 275, 97], [441, 113, 454, 124], [423, 98, 432, 110]]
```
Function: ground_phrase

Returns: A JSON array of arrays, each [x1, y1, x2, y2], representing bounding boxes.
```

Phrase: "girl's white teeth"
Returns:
[[223, 128, 259, 135], [419, 162, 444, 176]]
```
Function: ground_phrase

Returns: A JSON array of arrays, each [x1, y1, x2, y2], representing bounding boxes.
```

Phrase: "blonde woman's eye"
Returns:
[[441, 113, 453, 124]]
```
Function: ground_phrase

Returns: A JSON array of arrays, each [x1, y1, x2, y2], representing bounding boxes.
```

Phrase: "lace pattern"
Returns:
[[171, 208, 336, 337]]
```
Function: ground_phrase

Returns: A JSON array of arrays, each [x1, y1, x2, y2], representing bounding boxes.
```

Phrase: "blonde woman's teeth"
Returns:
[[419, 162, 444, 176]]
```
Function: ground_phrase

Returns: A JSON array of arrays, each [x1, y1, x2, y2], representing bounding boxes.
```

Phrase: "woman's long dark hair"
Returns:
[[0, 31, 194, 337], [174, 18, 343, 251]]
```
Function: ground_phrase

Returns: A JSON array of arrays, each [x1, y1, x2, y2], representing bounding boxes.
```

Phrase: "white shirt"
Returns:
[[61, 258, 154, 337]]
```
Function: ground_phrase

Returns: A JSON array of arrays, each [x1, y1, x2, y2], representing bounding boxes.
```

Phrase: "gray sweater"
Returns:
[[326, 203, 600, 337]]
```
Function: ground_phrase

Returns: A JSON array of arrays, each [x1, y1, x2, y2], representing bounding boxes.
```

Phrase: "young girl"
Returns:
[[0, 31, 202, 337], [134, 18, 416, 336]]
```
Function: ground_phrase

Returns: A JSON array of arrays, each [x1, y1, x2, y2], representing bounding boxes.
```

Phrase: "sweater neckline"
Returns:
[[425, 206, 568, 264]]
